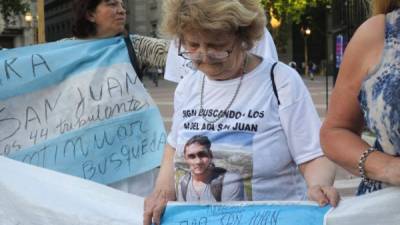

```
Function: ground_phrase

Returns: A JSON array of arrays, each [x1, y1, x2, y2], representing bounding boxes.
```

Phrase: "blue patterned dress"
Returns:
[[358, 9, 400, 195]]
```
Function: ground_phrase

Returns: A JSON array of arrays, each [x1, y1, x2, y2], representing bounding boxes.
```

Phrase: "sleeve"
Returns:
[[166, 79, 187, 148], [275, 63, 323, 165], [164, 40, 198, 83], [250, 27, 278, 61], [164, 40, 182, 83], [221, 172, 245, 201], [57, 37, 76, 42], [130, 34, 169, 69]]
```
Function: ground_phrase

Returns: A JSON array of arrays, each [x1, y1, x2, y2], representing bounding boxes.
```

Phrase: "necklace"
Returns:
[[199, 54, 248, 123], [191, 179, 206, 201]]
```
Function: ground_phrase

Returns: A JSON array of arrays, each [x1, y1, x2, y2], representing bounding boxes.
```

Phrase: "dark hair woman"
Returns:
[[71, 0, 168, 79]]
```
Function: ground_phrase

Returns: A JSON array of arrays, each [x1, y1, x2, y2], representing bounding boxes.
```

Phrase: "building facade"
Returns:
[[326, 0, 370, 80], [125, 0, 162, 37], [0, 2, 36, 49], [45, 0, 73, 41]]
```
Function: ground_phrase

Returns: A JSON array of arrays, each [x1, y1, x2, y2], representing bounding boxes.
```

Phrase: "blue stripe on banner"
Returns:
[[0, 36, 131, 100], [8, 107, 166, 184], [162, 203, 331, 225]]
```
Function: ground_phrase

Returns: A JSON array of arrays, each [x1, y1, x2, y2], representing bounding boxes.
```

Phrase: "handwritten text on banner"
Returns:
[[162, 203, 331, 225], [0, 36, 166, 184]]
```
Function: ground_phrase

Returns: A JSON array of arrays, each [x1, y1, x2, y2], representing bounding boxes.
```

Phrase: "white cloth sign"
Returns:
[[1, 156, 399, 225]]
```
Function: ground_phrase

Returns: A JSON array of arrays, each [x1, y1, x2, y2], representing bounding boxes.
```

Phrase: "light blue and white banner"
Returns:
[[162, 202, 331, 225], [0, 36, 166, 184], [2, 156, 400, 225]]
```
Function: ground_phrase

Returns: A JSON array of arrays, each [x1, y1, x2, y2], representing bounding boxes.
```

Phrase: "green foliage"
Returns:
[[260, 0, 331, 23], [0, 0, 29, 23], [259, 0, 332, 54]]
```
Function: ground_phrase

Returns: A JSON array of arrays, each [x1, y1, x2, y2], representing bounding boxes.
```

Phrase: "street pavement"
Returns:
[[143, 74, 359, 197]]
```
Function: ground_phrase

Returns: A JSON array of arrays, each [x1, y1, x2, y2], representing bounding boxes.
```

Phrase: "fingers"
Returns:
[[143, 198, 154, 225], [308, 185, 329, 206], [143, 209, 153, 225], [152, 204, 166, 225], [322, 186, 340, 207], [143, 194, 169, 225], [308, 185, 341, 207]]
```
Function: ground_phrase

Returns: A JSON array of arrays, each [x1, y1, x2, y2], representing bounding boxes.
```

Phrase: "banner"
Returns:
[[1, 156, 400, 225], [0, 36, 166, 184], [0, 156, 142, 225], [162, 203, 331, 225], [335, 34, 344, 69]]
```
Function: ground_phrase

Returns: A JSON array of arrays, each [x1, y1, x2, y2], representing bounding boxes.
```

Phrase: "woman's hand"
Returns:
[[143, 189, 176, 225], [143, 144, 177, 225], [299, 156, 340, 207], [307, 185, 340, 207]]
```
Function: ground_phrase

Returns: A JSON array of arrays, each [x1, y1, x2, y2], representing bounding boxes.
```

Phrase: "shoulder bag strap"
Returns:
[[179, 172, 191, 201], [270, 62, 280, 105], [123, 34, 144, 80]]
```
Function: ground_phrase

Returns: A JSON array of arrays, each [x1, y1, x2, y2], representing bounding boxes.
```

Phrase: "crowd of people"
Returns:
[[7, 0, 400, 224]]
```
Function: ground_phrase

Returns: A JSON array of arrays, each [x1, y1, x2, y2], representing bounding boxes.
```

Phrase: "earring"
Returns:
[[86, 12, 96, 23], [241, 42, 249, 50]]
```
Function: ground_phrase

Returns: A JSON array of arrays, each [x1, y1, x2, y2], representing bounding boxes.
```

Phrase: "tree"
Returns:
[[260, 0, 331, 23], [0, 0, 29, 23], [260, 0, 331, 54]]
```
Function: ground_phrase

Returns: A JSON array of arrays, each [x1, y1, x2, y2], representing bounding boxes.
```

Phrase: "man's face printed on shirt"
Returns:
[[184, 143, 212, 176]]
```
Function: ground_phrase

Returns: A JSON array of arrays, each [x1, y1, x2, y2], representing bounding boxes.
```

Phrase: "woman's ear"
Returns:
[[241, 41, 249, 50], [86, 11, 96, 23]]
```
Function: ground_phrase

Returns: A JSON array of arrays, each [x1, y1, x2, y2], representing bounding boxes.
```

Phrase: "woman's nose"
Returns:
[[195, 49, 212, 63], [117, 3, 126, 13]]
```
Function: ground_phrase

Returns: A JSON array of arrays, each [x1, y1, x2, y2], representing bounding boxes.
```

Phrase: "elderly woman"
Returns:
[[71, 0, 168, 196], [143, 0, 339, 224], [321, 0, 400, 195]]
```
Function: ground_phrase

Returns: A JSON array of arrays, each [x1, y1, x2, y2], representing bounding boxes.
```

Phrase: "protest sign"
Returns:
[[2, 156, 400, 225], [0, 36, 166, 184], [162, 202, 331, 225]]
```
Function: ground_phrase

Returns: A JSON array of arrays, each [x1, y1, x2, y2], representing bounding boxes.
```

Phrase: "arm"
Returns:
[[275, 63, 339, 206], [131, 34, 169, 69], [299, 156, 339, 207], [143, 144, 176, 225], [320, 15, 400, 186]]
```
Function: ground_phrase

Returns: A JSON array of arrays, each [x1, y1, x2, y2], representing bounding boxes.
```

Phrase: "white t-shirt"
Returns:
[[168, 58, 323, 201], [177, 171, 245, 202], [164, 28, 278, 83]]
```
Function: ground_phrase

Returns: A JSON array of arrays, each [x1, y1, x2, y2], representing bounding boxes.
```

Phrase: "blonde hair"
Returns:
[[160, 0, 266, 50], [372, 0, 400, 15]]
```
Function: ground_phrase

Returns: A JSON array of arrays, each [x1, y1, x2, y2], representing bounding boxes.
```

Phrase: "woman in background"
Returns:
[[72, 0, 168, 79]]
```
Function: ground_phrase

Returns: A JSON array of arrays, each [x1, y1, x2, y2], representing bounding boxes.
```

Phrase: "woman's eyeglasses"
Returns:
[[178, 40, 233, 61]]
